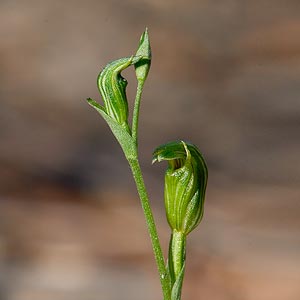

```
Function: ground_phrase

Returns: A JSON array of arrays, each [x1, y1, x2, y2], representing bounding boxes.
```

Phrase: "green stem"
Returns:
[[169, 230, 186, 285], [128, 157, 171, 300], [132, 80, 144, 145]]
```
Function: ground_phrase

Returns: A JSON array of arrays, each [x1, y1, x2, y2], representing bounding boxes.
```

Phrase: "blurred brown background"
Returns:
[[0, 0, 300, 299]]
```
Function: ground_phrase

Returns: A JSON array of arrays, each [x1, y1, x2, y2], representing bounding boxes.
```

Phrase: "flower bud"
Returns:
[[98, 56, 141, 133], [152, 141, 208, 235], [134, 28, 151, 83]]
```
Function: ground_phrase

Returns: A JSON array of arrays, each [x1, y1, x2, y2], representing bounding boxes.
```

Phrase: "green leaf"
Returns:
[[87, 98, 137, 159]]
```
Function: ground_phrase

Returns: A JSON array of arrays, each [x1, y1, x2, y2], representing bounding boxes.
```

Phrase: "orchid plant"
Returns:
[[87, 29, 208, 300]]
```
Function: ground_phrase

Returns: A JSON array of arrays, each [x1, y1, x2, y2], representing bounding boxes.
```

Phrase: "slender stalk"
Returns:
[[132, 80, 144, 145], [128, 157, 171, 300], [169, 230, 186, 284]]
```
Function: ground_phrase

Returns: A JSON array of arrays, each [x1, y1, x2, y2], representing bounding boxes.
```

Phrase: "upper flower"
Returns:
[[97, 56, 141, 133]]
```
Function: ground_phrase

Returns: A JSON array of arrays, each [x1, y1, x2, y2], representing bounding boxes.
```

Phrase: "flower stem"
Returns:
[[168, 230, 186, 285], [132, 80, 144, 145], [128, 157, 171, 300]]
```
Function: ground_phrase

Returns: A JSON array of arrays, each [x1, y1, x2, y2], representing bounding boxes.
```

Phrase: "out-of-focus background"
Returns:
[[0, 0, 299, 299]]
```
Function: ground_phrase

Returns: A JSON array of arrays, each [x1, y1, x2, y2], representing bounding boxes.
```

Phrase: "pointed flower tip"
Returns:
[[142, 28, 149, 43], [142, 28, 149, 46], [136, 29, 151, 60]]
